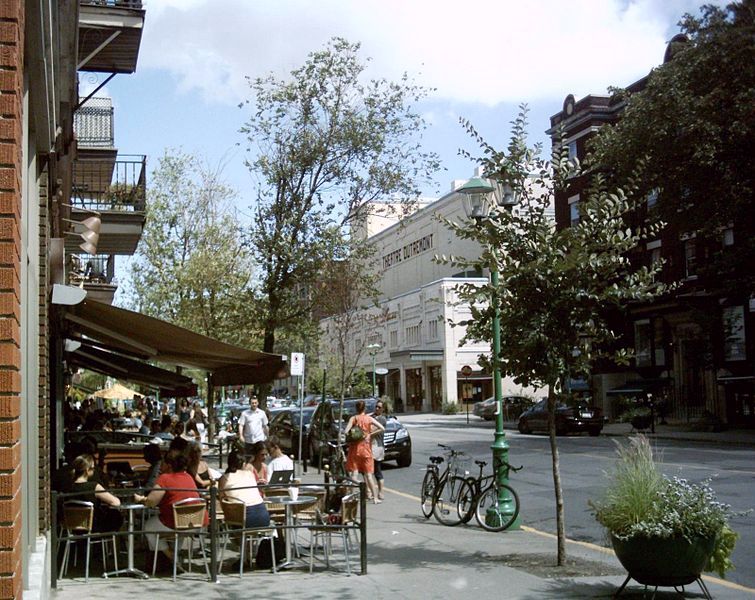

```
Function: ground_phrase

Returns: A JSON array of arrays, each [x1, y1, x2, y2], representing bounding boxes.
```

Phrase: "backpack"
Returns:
[[255, 536, 286, 569]]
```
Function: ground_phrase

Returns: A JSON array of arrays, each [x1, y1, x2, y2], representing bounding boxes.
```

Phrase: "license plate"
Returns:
[[580, 412, 593, 418]]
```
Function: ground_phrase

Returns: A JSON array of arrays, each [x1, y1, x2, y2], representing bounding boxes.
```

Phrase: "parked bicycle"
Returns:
[[420, 444, 469, 526], [456, 456, 522, 532]]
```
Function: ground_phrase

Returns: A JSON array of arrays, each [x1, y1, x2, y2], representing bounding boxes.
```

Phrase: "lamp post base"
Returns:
[[486, 433, 520, 531]]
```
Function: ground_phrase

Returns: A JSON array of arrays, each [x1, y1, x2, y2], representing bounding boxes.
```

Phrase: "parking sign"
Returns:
[[290, 352, 305, 376]]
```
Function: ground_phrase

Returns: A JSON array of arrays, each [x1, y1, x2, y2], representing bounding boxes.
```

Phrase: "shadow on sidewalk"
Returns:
[[519, 578, 710, 599]]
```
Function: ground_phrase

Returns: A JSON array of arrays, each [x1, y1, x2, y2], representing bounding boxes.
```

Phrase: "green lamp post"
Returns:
[[367, 343, 381, 398], [457, 174, 520, 530]]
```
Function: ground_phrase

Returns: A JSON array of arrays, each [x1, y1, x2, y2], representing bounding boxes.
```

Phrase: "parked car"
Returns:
[[307, 398, 412, 467], [472, 396, 535, 421], [268, 407, 316, 458], [517, 398, 603, 436]]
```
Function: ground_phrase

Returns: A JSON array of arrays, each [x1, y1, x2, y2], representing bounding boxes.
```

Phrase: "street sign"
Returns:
[[290, 352, 305, 376], [460, 365, 473, 377], [375, 367, 389, 375]]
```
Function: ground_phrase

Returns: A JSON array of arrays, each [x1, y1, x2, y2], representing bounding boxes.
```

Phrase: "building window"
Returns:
[[646, 188, 659, 209], [723, 227, 734, 247], [568, 194, 580, 226], [567, 140, 578, 161], [634, 319, 652, 367], [723, 305, 746, 361], [428, 319, 438, 341], [389, 329, 398, 349], [684, 240, 697, 278], [405, 324, 420, 346]]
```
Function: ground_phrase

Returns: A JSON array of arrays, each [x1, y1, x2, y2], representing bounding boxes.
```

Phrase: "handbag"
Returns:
[[345, 426, 365, 443]]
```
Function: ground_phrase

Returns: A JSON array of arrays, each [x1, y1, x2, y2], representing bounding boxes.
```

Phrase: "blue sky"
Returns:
[[97, 0, 725, 295]]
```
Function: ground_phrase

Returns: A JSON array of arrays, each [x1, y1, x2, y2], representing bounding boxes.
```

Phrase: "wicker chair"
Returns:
[[308, 492, 360, 575], [59, 500, 118, 582], [218, 499, 277, 575], [151, 498, 209, 581], [291, 488, 326, 556]]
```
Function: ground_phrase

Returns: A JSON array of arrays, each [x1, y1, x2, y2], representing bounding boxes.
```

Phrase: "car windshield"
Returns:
[[292, 408, 315, 425], [330, 399, 377, 421]]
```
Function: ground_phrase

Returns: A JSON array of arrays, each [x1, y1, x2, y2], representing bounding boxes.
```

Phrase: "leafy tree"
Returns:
[[590, 1, 754, 287], [240, 37, 439, 355], [128, 150, 256, 347], [437, 107, 668, 565]]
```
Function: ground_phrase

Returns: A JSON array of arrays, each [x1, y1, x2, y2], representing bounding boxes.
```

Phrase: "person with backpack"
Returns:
[[343, 400, 384, 504]]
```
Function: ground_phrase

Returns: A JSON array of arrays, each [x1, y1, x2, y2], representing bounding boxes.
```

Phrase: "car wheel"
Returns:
[[588, 427, 602, 437], [396, 452, 412, 468], [484, 415, 493, 421], [518, 419, 531, 434], [555, 422, 568, 436]]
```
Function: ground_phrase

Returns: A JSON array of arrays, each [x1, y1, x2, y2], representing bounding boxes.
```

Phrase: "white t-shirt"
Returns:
[[238, 408, 268, 443], [268, 454, 294, 480]]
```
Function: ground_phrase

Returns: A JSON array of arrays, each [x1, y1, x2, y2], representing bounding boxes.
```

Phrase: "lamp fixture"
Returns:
[[63, 214, 101, 255]]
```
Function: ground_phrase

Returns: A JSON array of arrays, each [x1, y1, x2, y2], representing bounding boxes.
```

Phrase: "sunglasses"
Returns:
[[376, 405, 383, 409]]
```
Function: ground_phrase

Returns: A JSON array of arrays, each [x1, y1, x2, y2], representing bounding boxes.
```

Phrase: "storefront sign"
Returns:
[[382, 233, 434, 270]]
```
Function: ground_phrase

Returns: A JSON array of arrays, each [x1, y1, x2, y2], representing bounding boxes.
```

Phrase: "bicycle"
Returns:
[[419, 444, 469, 526], [456, 457, 522, 532]]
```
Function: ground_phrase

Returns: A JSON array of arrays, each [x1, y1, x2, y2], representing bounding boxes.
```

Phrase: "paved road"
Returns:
[[385, 415, 755, 589]]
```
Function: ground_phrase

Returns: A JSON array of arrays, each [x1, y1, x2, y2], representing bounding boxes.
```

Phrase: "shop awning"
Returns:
[[61, 295, 286, 386]]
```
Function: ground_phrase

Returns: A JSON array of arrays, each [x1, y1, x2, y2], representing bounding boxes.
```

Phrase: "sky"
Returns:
[[98, 0, 725, 296]]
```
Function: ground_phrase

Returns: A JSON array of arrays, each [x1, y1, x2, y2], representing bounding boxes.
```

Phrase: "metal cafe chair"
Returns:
[[59, 500, 118, 582], [308, 492, 360, 575], [218, 498, 277, 576], [151, 498, 210, 581]]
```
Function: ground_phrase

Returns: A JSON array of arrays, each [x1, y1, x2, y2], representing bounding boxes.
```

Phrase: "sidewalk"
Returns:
[[51, 470, 754, 599]]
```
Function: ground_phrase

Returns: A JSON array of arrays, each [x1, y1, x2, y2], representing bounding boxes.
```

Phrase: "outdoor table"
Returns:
[[104, 503, 149, 579], [272, 495, 316, 568]]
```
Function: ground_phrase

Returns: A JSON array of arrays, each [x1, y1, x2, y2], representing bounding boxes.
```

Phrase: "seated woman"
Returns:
[[134, 448, 208, 563], [69, 454, 123, 532], [142, 442, 163, 490], [186, 442, 212, 489], [244, 441, 268, 485], [218, 450, 270, 528]]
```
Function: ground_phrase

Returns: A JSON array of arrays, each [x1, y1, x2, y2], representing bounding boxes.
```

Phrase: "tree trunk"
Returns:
[[547, 382, 566, 566]]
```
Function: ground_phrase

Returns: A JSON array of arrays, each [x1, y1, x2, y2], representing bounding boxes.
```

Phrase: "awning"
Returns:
[[62, 296, 286, 386], [607, 378, 671, 396]]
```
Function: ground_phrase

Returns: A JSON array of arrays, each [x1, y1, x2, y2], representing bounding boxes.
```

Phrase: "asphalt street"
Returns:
[[386, 414, 755, 589]]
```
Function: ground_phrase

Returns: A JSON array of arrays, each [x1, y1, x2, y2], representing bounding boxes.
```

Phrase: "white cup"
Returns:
[[288, 486, 299, 501]]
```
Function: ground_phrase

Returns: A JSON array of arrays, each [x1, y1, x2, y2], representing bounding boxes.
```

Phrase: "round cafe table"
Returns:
[[270, 495, 316, 568], [104, 503, 149, 579]]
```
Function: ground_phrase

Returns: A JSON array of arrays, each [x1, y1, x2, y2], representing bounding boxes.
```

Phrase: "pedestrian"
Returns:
[[370, 400, 387, 501], [266, 436, 293, 481], [238, 396, 269, 455], [344, 399, 384, 504]]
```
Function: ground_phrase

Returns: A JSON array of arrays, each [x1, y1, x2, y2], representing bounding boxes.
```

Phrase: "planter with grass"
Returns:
[[590, 436, 739, 599]]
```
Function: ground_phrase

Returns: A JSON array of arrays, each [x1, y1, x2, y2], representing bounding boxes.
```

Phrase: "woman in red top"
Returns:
[[344, 400, 385, 504], [135, 448, 208, 563]]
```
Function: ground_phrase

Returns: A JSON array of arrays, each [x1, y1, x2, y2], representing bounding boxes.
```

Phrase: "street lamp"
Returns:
[[457, 174, 520, 530], [367, 343, 381, 398]]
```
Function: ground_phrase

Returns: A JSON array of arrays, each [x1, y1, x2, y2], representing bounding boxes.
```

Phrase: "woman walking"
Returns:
[[344, 400, 384, 504]]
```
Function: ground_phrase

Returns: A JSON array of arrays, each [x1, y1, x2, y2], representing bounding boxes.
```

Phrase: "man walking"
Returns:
[[238, 396, 268, 455]]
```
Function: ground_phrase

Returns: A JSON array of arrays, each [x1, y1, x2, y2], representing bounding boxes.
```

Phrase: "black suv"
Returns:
[[307, 398, 412, 468]]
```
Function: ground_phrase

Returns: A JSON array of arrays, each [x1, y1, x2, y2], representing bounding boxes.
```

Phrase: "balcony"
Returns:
[[78, 1, 145, 74], [74, 96, 114, 148], [67, 254, 117, 305], [67, 154, 146, 255]]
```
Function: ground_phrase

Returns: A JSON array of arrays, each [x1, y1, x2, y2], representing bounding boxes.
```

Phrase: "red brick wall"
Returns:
[[0, 0, 24, 597]]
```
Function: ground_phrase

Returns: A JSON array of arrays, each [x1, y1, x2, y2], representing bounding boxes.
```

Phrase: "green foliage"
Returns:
[[441, 401, 460, 415], [127, 150, 257, 348], [590, 2, 754, 288], [241, 37, 439, 354], [590, 436, 738, 577]]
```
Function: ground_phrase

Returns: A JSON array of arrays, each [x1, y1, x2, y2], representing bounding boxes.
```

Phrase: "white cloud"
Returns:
[[139, 0, 725, 106]]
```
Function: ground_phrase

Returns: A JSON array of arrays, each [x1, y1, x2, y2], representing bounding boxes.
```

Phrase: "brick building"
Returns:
[[548, 39, 754, 426]]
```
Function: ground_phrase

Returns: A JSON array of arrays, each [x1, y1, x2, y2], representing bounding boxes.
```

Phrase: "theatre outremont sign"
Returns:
[[382, 233, 434, 270]]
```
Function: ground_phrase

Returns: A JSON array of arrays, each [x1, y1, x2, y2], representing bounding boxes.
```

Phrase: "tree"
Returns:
[[590, 1, 754, 287], [128, 150, 256, 347], [240, 37, 440, 355], [437, 107, 668, 565]]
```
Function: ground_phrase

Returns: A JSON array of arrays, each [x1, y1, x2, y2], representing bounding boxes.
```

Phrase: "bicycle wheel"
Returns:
[[474, 483, 520, 532], [456, 478, 477, 524], [420, 470, 437, 519], [433, 475, 466, 526]]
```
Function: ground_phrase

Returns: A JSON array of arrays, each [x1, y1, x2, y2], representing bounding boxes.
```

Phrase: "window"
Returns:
[[684, 240, 697, 278], [428, 319, 438, 341], [723, 306, 746, 361], [723, 227, 734, 247], [646, 188, 659, 209], [405, 324, 420, 346], [634, 320, 652, 367], [567, 140, 578, 161], [568, 194, 580, 226], [389, 329, 398, 349]]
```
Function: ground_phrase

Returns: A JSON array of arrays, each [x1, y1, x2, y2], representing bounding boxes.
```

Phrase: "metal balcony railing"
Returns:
[[80, 1, 143, 8], [74, 97, 114, 148], [68, 254, 116, 285], [72, 155, 146, 212]]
